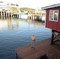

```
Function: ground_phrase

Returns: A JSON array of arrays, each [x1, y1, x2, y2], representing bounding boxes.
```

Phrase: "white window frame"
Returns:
[[49, 10, 59, 22]]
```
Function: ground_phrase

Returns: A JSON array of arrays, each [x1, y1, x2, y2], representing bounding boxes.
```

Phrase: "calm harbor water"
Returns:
[[0, 18, 52, 59]]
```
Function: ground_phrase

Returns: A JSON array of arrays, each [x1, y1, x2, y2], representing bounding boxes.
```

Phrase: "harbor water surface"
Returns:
[[0, 18, 52, 59]]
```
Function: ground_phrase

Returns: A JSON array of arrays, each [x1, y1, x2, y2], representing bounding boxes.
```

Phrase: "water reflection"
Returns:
[[8, 18, 20, 30], [0, 18, 20, 30], [27, 19, 42, 27], [0, 18, 42, 31]]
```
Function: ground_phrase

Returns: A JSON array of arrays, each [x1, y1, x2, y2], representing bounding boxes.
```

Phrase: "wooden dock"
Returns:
[[15, 39, 60, 59]]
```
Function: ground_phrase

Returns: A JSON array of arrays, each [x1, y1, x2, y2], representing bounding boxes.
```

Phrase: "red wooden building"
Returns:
[[42, 3, 60, 44]]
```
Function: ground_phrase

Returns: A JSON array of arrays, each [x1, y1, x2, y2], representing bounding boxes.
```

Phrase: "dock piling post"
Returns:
[[51, 30, 54, 45]]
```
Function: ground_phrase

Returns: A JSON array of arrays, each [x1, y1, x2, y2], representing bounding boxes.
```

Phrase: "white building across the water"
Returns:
[[0, 1, 20, 18]]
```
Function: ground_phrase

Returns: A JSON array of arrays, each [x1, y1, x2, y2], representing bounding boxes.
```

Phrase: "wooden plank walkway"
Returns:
[[15, 39, 60, 59]]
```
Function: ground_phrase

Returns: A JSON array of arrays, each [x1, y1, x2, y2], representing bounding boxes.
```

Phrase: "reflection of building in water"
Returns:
[[8, 18, 12, 30], [0, 19, 8, 30], [0, 18, 20, 31], [8, 18, 20, 30], [34, 21, 42, 27], [27, 19, 33, 24], [0, 20, 4, 30], [27, 19, 41, 27], [16, 19, 20, 28]]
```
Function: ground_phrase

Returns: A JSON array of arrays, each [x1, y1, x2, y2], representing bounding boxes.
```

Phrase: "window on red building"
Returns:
[[49, 10, 59, 22]]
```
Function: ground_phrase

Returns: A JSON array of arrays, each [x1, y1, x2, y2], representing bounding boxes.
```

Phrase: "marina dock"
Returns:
[[16, 39, 60, 59]]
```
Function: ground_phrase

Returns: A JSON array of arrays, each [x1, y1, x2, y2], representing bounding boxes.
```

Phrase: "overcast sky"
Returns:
[[2, 0, 60, 9]]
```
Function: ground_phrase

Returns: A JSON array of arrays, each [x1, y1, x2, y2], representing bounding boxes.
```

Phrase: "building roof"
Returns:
[[42, 3, 60, 10]]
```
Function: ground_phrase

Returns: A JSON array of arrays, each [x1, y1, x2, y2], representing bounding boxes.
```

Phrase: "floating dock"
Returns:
[[16, 39, 60, 59]]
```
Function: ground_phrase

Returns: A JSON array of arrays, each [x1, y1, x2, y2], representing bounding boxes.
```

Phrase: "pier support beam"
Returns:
[[51, 30, 55, 45], [16, 53, 22, 59], [51, 30, 60, 45]]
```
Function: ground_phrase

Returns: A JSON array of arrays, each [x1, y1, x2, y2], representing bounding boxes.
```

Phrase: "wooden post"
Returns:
[[16, 53, 22, 59], [16, 53, 18, 59], [1, 12, 2, 18], [51, 30, 55, 45]]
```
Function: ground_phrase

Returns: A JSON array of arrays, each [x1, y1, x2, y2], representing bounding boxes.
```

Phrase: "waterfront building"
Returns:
[[7, 3, 20, 18], [0, 1, 20, 18], [0, 1, 10, 18], [42, 3, 60, 44]]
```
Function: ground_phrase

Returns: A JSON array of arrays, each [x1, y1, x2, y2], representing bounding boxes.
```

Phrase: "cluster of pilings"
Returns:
[[0, 11, 12, 19], [0, 11, 19, 19]]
